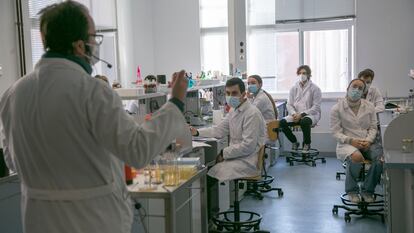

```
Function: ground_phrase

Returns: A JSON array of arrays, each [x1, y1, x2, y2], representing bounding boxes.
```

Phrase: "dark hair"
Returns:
[[357, 68, 375, 80], [144, 75, 157, 82], [296, 65, 312, 77], [226, 77, 245, 93], [347, 78, 367, 93], [248, 75, 263, 85], [39, 1, 90, 55]]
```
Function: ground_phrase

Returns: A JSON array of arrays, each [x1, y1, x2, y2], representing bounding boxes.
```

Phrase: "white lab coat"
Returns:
[[250, 89, 276, 122], [365, 86, 385, 113], [198, 101, 266, 181], [286, 80, 322, 126], [0, 57, 188, 233], [330, 98, 377, 161]]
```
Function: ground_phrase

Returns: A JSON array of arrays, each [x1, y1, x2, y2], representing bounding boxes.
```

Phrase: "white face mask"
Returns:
[[298, 74, 308, 83]]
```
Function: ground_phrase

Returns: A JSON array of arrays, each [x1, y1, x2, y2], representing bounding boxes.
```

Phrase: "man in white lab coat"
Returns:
[[0, 2, 189, 233], [358, 69, 385, 113], [191, 78, 266, 181], [330, 79, 383, 203], [280, 65, 322, 151]]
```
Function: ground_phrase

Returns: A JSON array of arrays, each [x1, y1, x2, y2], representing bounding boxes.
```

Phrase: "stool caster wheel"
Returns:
[[345, 214, 351, 223], [332, 206, 338, 215], [336, 174, 341, 180], [278, 190, 284, 197], [289, 161, 294, 166], [312, 162, 316, 167], [322, 158, 326, 163]]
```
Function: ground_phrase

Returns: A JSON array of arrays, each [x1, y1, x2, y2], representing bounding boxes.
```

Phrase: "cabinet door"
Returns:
[[0, 181, 22, 233]]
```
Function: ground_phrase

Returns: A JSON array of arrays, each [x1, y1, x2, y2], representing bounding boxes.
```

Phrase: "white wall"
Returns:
[[117, 0, 155, 88], [152, 0, 201, 78], [118, 0, 201, 85], [0, 0, 20, 97], [356, 0, 414, 98]]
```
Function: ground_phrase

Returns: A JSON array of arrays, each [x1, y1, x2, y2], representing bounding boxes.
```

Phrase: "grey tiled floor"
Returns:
[[240, 156, 386, 233]]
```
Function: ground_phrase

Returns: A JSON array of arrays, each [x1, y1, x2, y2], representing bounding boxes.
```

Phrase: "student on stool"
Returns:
[[190, 78, 266, 181], [330, 79, 383, 203], [279, 65, 322, 151], [358, 69, 385, 113]]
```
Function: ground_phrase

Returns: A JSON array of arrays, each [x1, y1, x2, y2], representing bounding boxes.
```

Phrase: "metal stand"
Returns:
[[244, 149, 284, 199], [212, 180, 270, 233], [332, 163, 385, 223], [285, 148, 325, 167]]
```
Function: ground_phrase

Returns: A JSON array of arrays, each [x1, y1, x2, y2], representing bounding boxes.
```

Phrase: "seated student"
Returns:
[[330, 79, 383, 203], [191, 78, 266, 181], [247, 75, 277, 122], [358, 69, 385, 113], [279, 65, 322, 151]]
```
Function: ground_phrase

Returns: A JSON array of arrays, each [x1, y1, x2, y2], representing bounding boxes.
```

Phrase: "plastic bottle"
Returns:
[[136, 66, 142, 86], [125, 165, 133, 185]]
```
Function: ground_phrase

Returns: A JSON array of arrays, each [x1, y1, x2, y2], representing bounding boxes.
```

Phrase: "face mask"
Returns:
[[248, 84, 258, 94], [85, 43, 100, 65], [347, 88, 363, 101], [298, 74, 308, 83], [226, 96, 241, 109]]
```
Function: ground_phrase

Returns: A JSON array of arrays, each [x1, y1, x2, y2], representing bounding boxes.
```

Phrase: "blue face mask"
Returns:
[[347, 88, 363, 101], [248, 84, 259, 94], [226, 96, 241, 108]]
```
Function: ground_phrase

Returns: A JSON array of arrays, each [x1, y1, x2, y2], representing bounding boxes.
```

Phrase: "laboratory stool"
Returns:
[[336, 162, 347, 180], [285, 125, 326, 167], [212, 147, 270, 233], [285, 148, 325, 167], [332, 161, 385, 223], [244, 121, 284, 200]]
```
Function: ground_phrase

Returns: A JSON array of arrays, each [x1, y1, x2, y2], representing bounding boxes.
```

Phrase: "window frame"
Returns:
[[247, 19, 355, 98]]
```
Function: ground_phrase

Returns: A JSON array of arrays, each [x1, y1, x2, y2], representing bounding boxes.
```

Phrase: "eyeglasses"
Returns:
[[89, 34, 104, 45]]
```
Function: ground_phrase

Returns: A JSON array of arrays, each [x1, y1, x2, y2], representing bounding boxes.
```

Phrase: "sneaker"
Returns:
[[348, 193, 360, 203], [291, 142, 300, 150], [362, 193, 375, 203], [303, 143, 311, 151]]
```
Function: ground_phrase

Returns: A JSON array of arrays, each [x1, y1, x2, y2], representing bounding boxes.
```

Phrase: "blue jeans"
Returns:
[[345, 142, 383, 194]]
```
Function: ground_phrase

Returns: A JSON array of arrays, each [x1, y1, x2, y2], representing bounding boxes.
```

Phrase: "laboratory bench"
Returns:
[[382, 110, 414, 233], [128, 165, 208, 233]]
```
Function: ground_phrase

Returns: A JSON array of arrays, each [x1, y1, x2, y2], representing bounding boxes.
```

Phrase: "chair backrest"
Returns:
[[267, 120, 279, 141], [256, 145, 266, 171], [263, 90, 278, 119]]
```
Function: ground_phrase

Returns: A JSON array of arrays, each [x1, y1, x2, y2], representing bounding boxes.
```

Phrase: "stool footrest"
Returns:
[[332, 193, 385, 223], [212, 210, 262, 232]]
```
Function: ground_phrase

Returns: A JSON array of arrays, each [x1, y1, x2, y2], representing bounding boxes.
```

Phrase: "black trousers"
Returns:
[[279, 117, 313, 144]]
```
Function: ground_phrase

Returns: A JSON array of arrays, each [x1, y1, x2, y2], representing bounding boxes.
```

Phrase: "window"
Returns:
[[28, 0, 62, 68], [246, 0, 354, 94], [304, 29, 349, 93], [199, 0, 229, 74]]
